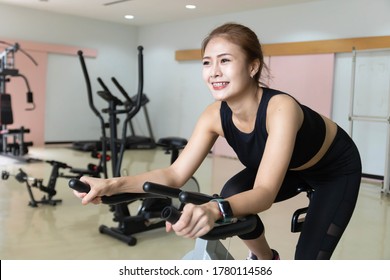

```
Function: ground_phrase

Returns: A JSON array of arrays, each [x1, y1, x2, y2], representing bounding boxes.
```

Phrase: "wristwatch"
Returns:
[[211, 198, 234, 224]]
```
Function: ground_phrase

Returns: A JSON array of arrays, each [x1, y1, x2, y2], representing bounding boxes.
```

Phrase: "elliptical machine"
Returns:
[[77, 47, 198, 246]]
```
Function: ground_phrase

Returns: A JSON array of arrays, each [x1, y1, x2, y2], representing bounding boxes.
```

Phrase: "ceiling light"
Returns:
[[185, 4, 196, 9], [124, 15, 134, 19]]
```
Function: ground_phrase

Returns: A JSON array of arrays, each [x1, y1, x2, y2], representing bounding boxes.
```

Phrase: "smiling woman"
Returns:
[[71, 22, 362, 260]]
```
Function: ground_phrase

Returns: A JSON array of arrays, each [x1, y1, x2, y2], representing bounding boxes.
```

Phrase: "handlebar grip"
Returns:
[[68, 178, 163, 205], [142, 181, 181, 198], [160, 205, 258, 241], [161, 206, 181, 224], [101, 193, 154, 205], [68, 178, 91, 193], [201, 215, 258, 240], [143, 181, 259, 241], [179, 191, 214, 205]]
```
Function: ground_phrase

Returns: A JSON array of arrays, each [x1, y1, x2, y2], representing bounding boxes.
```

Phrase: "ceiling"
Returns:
[[0, 0, 322, 26]]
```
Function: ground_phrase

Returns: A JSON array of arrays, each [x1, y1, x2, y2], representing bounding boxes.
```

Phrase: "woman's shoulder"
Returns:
[[205, 100, 223, 113], [262, 87, 297, 104], [266, 91, 303, 122], [198, 101, 224, 134]]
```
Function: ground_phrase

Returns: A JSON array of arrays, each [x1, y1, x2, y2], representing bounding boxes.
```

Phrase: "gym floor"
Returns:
[[0, 145, 389, 260]]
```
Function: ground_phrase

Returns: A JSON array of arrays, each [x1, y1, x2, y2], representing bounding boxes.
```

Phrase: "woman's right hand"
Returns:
[[73, 176, 114, 205]]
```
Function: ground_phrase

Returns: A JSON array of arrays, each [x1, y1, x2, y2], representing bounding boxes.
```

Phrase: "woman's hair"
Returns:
[[201, 23, 269, 86]]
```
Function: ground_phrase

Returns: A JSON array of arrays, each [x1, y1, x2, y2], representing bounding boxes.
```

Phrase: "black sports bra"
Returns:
[[220, 87, 326, 169]]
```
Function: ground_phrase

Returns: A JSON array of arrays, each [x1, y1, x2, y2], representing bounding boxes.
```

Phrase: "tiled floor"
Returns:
[[0, 145, 389, 260]]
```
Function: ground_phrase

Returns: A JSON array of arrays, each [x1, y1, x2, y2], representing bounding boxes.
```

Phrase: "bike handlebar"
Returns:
[[68, 179, 258, 241], [68, 178, 160, 205], [143, 181, 258, 241]]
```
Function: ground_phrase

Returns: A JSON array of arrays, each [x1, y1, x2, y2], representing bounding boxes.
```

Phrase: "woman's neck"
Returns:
[[228, 86, 262, 133]]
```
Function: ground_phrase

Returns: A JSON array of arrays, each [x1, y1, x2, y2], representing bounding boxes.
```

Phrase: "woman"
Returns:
[[74, 23, 362, 260]]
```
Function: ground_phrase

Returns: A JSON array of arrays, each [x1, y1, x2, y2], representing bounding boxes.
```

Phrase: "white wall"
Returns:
[[0, 3, 139, 142], [1, 0, 390, 145]]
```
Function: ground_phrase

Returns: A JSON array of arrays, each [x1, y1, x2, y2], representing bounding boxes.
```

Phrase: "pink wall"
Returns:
[[213, 53, 335, 158], [1, 39, 96, 147], [267, 54, 335, 118]]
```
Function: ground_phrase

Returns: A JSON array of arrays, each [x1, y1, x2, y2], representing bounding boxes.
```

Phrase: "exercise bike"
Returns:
[[144, 182, 314, 259], [69, 178, 314, 259], [1, 159, 101, 207], [68, 179, 256, 259]]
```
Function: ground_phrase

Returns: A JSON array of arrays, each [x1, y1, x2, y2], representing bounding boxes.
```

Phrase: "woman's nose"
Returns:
[[210, 65, 221, 78]]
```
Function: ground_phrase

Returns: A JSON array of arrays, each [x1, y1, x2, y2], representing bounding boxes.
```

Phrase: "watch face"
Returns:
[[219, 200, 233, 218]]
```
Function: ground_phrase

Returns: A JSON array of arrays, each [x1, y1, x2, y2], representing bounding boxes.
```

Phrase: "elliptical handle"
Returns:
[[111, 77, 133, 105], [77, 50, 104, 120], [115, 45, 145, 177]]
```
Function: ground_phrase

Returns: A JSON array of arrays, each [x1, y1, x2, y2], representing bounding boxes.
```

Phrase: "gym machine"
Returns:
[[68, 179, 258, 260], [0, 41, 36, 160], [1, 159, 102, 207], [142, 181, 258, 260], [99, 76, 156, 150], [69, 175, 313, 258], [143, 182, 313, 259], [72, 59, 155, 152], [76, 47, 198, 246]]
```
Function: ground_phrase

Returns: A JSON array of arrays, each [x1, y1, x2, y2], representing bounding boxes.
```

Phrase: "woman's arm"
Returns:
[[77, 102, 221, 205]]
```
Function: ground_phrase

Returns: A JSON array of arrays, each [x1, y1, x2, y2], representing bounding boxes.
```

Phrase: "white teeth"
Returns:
[[213, 82, 228, 86]]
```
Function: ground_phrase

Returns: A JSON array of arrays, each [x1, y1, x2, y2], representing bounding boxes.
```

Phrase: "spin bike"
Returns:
[[69, 178, 313, 259], [143, 182, 314, 259], [68, 179, 256, 260]]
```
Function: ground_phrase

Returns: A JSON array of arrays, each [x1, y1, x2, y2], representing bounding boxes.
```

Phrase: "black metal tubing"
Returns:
[[77, 50, 108, 178]]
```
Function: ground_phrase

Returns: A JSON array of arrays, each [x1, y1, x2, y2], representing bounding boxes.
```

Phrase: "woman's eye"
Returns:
[[221, 58, 230, 63], [202, 60, 210, 66]]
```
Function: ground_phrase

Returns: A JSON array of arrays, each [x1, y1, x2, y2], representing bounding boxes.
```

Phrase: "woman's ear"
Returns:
[[250, 59, 261, 78]]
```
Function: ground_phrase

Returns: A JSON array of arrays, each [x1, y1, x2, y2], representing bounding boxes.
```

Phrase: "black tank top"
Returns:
[[220, 87, 326, 169]]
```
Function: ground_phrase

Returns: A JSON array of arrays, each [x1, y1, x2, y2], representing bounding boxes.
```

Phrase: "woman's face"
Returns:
[[202, 36, 254, 102]]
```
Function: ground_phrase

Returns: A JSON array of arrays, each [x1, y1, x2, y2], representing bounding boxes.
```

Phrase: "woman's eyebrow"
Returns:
[[202, 53, 232, 60]]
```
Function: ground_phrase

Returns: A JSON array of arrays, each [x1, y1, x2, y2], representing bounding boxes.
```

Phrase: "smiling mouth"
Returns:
[[212, 82, 229, 89]]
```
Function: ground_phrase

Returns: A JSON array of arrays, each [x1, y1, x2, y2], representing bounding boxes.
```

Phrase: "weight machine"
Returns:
[[0, 41, 37, 159]]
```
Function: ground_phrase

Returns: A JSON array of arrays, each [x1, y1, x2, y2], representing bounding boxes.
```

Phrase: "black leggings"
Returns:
[[220, 126, 362, 260]]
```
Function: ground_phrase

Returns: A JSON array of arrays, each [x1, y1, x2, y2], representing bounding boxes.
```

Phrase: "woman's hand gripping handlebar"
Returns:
[[142, 181, 258, 241], [68, 178, 162, 205]]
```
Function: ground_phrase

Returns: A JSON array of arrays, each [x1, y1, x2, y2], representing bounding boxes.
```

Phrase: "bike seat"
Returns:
[[157, 137, 187, 150]]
